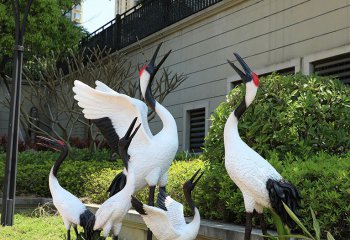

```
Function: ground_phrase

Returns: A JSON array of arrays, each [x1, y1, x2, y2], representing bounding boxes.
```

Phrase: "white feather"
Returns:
[[73, 80, 178, 191]]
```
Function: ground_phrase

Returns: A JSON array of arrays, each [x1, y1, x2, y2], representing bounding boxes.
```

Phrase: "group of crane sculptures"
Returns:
[[37, 43, 302, 240]]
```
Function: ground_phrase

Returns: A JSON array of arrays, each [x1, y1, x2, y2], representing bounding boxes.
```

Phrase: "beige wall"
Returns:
[[118, 0, 350, 151], [2, 0, 350, 147]]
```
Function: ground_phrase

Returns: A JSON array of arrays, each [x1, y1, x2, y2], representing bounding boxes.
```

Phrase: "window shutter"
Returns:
[[189, 108, 205, 153], [313, 54, 350, 84]]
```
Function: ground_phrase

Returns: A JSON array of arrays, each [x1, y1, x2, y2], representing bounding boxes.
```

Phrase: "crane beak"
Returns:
[[148, 42, 172, 79], [36, 136, 61, 151], [227, 53, 254, 83]]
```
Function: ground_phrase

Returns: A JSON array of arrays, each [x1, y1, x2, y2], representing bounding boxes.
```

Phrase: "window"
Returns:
[[258, 67, 295, 78], [74, 4, 81, 10], [74, 13, 81, 20], [312, 53, 350, 84], [188, 108, 206, 153]]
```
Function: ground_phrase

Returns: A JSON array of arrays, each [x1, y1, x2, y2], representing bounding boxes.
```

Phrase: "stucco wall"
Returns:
[[1, 0, 349, 148], [118, 0, 350, 151]]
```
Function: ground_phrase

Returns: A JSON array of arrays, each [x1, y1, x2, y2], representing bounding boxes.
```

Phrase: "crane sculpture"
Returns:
[[37, 136, 96, 240], [131, 169, 203, 240], [224, 53, 302, 240], [73, 42, 178, 240]]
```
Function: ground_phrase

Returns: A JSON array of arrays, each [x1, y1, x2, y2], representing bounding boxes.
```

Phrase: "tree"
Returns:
[[0, 0, 85, 77], [0, 46, 187, 153]]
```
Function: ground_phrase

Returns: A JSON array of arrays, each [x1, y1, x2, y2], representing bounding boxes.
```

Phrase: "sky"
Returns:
[[83, 0, 116, 34]]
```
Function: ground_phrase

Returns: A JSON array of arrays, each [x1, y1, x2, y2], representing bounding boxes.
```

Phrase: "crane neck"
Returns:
[[52, 147, 68, 177], [184, 190, 197, 214]]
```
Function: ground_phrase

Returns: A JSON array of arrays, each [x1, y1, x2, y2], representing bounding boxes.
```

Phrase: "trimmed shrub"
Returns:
[[203, 74, 350, 162], [0, 149, 349, 238]]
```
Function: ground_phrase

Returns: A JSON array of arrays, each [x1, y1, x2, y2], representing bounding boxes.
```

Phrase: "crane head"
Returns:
[[139, 43, 172, 102], [183, 169, 204, 194], [118, 117, 141, 170], [227, 53, 259, 87], [36, 136, 66, 152]]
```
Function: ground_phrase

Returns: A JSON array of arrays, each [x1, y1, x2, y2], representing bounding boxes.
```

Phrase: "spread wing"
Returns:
[[73, 80, 153, 156], [157, 188, 186, 229], [131, 196, 180, 239]]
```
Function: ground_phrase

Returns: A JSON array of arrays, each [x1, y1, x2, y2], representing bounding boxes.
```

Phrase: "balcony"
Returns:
[[80, 0, 223, 51]]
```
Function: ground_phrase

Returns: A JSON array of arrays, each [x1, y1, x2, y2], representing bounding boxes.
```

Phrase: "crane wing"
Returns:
[[157, 188, 186, 229], [73, 80, 153, 155]]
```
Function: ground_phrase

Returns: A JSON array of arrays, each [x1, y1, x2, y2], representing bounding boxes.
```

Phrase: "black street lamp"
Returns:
[[1, 0, 34, 226]]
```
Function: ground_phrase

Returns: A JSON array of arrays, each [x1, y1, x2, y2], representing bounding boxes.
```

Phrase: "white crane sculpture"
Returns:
[[93, 118, 141, 240], [131, 169, 203, 240], [224, 53, 302, 240], [37, 136, 96, 240], [73, 42, 178, 240]]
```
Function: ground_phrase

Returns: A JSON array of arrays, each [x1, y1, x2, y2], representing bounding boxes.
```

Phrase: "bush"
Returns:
[[0, 149, 348, 239], [203, 74, 350, 162]]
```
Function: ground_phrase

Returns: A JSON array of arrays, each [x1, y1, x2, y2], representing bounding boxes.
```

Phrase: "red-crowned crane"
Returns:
[[72, 42, 178, 240], [131, 169, 203, 240], [36, 136, 96, 240], [224, 53, 302, 240], [93, 118, 141, 240]]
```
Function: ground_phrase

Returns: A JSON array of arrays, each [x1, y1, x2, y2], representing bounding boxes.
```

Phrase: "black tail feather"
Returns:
[[107, 171, 127, 197], [131, 196, 147, 215], [267, 179, 302, 229], [79, 210, 96, 240]]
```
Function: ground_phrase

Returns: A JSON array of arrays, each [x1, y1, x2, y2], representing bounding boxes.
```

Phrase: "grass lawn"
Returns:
[[0, 208, 79, 240]]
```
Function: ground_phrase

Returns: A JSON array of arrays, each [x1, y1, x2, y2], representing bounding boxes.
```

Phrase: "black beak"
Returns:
[[125, 117, 141, 147], [227, 53, 253, 83], [36, 136, 60, 151], [189, 169, 204, 187], [148, 42, 172, 78], [119, 117, 141, 169]]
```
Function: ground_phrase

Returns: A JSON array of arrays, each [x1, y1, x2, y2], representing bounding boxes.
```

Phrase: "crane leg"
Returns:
[[147, 186, 156, 240], [159, 186, 166, 192], [73, 226, 79, 239], [67, 229, 71, 240], [258, 213, 268, 239], [244, 212, 253, 240]]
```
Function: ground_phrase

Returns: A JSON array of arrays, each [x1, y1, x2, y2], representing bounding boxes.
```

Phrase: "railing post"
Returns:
[[116, 14, 122, 50]]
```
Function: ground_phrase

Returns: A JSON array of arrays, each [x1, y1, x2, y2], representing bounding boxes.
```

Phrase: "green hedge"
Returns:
[[0, 150, 349, 238], [203, 74, 350, 162]]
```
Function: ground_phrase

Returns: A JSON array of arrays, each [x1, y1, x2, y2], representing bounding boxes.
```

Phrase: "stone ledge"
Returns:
[[0, 197, 52, 208], [2, 198, 273, 239]]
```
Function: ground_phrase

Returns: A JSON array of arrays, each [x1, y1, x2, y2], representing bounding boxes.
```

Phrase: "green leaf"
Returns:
[[311, 208, 320, 239], [282, 202, 314, 239], [326, 232, 335, 240]]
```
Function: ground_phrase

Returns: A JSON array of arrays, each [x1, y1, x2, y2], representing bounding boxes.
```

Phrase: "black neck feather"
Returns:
[[145, 85, 156, 112], [52, 148, 68, 177], [184, 191, 196, 214], [234, 99, 247, 120]]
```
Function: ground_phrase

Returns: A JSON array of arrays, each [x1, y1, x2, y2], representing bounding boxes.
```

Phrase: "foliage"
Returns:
[[272, 204, 336, 240], [0, 149, 348, 238], [0, 0, 85, 76], [0, 46, 187, 152], [203, 73, 350, 162]]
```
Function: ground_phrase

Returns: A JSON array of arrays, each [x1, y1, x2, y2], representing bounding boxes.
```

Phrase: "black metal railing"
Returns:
[[80, 0, 223, 51]]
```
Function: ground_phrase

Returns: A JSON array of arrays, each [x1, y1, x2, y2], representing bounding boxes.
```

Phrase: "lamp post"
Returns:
[[1, 0, 34, 226]]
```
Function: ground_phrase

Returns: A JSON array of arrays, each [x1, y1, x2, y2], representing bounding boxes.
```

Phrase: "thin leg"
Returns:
[[147, 186, 156, 240], [244, 212, 253, 240], [67, 229, 71, 240], [73, 226, 79, 239], [159, 186, 166, 193], [258, 213, 268, 240]]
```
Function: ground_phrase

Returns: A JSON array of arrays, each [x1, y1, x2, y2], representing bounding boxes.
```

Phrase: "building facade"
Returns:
[[115, 0, 137, 15], [65, 3, 84, 26], [1, 0, 349, 152]]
